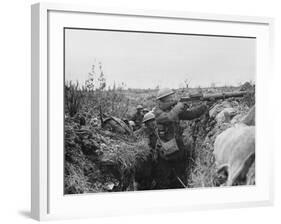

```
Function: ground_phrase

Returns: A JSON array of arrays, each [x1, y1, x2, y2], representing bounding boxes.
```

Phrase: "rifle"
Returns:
[[179, 90, 252, 103], [157, 90, 253, 110]]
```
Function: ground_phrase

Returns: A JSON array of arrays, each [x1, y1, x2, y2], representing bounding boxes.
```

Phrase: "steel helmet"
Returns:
[[129, 120, 135, 127], [156, 88, 174, 100], [143, 108, 149, 112], [137, 105, 143, 109], [143, 112, 155, 123]]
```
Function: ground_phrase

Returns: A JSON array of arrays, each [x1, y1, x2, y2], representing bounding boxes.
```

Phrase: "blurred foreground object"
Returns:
[[213, 106, 255, 186]]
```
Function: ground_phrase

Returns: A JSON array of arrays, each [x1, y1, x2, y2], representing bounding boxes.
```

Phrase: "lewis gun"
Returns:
[[179, 90, 253, 103]]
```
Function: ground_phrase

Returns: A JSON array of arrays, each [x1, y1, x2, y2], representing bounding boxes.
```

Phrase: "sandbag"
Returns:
[[241, 106, 255, 126], [209, 101, 232, 118], [215, 108, 236, 123], [214, 124, 255, 186]]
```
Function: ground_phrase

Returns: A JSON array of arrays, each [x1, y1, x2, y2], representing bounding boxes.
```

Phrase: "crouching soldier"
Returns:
[[131, 105, 144, 131], [152, 88, 208, 189]]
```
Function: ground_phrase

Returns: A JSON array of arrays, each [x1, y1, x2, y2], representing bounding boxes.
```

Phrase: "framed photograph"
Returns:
[[31, 2, 274, 221]]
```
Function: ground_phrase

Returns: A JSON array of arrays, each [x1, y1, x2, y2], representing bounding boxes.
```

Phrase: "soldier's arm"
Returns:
[[155, 102, 185, 122], [178, 104, 208, 120]]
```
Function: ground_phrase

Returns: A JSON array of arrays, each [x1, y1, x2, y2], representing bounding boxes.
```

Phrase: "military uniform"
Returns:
[[134, 126, 159, 190], [131, 111, 144, 130], [152, 102, 208, 189]]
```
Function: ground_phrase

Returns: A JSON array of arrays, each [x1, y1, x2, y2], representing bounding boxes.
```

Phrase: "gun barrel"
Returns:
[[180, 90, 252, 102], [203, 91, 250, 101]]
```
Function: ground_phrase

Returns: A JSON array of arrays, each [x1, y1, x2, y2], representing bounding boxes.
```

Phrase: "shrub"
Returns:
[[65, 81, 84, 117]]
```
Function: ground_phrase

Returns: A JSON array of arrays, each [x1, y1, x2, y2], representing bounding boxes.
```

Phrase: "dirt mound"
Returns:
[[64, 117, 151, 194], [184, 95, 255, 188]]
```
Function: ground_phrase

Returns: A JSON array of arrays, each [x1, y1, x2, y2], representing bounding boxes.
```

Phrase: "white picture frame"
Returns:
[[31, 2, 274, 221]]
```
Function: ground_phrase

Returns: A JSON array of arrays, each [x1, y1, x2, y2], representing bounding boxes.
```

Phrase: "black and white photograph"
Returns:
[[64, 28, 256, 194]]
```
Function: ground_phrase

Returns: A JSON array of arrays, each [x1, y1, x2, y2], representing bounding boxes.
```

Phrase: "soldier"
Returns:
[[131, 105, 144, 130], [143, 108, 149, 115], [152, 88, 208, 189], [134, 112, 159, 189], [135, 112, 159, 154]]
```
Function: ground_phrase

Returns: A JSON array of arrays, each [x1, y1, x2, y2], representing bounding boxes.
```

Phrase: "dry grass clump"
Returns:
[[99, 137, 151, 190], [64, 116, 151, 193], [100, 138, 150, 168], [64, 163, 92, 194], [65, 82, 84, 117]]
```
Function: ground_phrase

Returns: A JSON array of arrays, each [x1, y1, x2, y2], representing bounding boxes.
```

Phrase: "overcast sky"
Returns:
[[65, 29, 256, 89]]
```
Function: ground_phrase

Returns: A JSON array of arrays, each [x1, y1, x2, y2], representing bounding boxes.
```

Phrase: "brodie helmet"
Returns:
[[142, 112, 155, 123], [136, 105, 143, 110], [129, 120, 135, 127], [143, 108, 149, 113], [156, 88, 175, 100]]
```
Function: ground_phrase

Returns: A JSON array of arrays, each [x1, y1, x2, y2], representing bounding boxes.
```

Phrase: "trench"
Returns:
[[64, 113, 216, 193], [101, 102, 253, 191], [99, 113, 215, 191]]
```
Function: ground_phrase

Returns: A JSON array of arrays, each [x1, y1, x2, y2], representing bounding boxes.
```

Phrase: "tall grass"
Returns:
[[65, 81, 84, 117]]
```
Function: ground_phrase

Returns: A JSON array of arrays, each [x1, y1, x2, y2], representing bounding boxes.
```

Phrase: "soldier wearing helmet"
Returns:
[[137, 104, 143, 110], [135, 112, 157, 143], [134, 112, 160, 189], [143, 108, 149, 115], [151, 87, 208, 189], [142, 111, 155, 123], [130, 105, 144, 131]]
